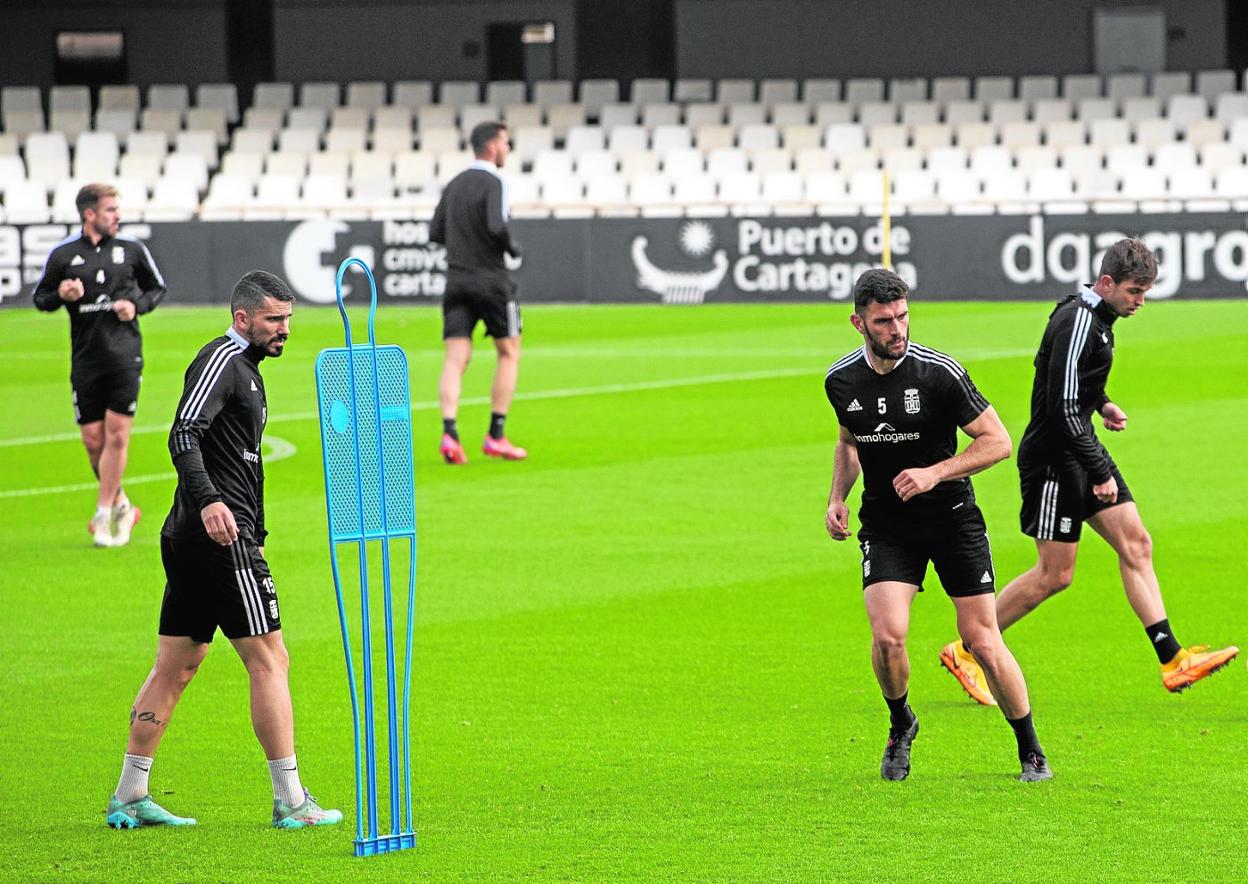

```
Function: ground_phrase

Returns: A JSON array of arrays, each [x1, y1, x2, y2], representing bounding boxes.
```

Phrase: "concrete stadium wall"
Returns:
[[5, 213, 1248, 310], [273, 0, 577, 85], [675, 0, 1228, 80]]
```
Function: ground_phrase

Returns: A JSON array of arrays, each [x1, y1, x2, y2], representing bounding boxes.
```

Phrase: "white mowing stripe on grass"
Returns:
[[0, 349, 1035, 449], [0, 435, 297, 499]]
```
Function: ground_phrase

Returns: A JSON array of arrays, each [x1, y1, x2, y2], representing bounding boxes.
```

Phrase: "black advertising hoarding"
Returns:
[[2, 212, 1246, 309]]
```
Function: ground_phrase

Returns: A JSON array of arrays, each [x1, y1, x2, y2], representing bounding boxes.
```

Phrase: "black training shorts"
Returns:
[[857, 504, 997, 597], [1019, 458, 1134, 542], [442, 279, 521, 340], [159, 535, 281, 643], [71, 363, 142, 425]]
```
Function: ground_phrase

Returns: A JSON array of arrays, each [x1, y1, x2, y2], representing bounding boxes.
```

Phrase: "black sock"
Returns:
[[1145, 619, 1181, 664], [884, 692, 915, 731], [442, 418, 458, 441], [1007, 712, 1044, 762], [489, 412, 506, 440]]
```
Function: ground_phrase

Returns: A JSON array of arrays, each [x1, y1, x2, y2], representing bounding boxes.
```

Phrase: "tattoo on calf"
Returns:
[[135, 710, 167, 727]]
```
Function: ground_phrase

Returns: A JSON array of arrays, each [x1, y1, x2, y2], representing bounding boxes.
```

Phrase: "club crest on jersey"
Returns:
[[904, 388, 921, 414], [112, 246, 125, 264], [846, 398, 863, 412]]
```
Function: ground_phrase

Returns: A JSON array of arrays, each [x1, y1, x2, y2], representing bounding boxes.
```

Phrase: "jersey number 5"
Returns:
[[877, 397, 887, 414]]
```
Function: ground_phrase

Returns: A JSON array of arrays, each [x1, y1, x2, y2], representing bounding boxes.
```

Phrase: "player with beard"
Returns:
[[105, 272, 342, 830], [33, 183, 167, 547], [824, 269, 1051, 782], [940, 239, 1237, 704]]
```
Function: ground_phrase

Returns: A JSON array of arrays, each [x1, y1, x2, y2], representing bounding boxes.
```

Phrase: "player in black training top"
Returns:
[[939, 239, 1237, 703], [824, 269, 1051, 783], [32, 183, 166, 548], [430, 120, 528, 465], [104, 272, 342, 831]]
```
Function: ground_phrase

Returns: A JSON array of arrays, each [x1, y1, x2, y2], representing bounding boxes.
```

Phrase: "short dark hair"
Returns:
[[853, 268, 909, 313], [76, 183, 118, 220], [231, 270, 294, 314], [1098, 237, 1157, 285], [470, 121, 507, 155]]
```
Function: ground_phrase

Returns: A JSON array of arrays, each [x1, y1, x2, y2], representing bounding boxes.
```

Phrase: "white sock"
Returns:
[[115, 754, 153, 803], [95, 505, 111, 523], [267, 754, 305, 807]]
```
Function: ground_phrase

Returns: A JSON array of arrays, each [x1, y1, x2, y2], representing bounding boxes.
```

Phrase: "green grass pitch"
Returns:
[[0, 299, 1244, 881]]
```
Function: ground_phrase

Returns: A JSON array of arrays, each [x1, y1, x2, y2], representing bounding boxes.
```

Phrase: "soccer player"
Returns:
[[940, 239, 1237, 704], [430, 120, 527, 464], [105, 271, 341, 829], [32, 183, 166, 547], [825, 269, 1051, 782]]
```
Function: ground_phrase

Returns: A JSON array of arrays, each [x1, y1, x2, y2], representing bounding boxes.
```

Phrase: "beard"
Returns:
[[866, 333, 907, 361]]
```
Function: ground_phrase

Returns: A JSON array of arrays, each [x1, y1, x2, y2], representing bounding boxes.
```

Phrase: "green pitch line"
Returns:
[[0, 301, 1244, 882]]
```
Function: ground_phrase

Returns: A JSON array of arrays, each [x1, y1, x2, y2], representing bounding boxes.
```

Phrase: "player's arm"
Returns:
[[31, 250, 76, 310], [122, 240, 168, 315], [1043, 310, 1114, 482], [1098, 399, 1127, 431], [485, 177, 521, 258], [255, 452, 267, 547], [168, 357, 237, 545], [893, 405, 1011, 502], [429, 190, 447, 244], [826, 424, 860, 540]]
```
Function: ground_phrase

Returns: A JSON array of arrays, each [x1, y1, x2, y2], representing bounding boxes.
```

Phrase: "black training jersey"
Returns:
[[1017, 286, 1118, 483], [429, 161, 519, 288], [32, 232, 167, 371], [825, 341, 990, 525], [162, 328, 270, 544]]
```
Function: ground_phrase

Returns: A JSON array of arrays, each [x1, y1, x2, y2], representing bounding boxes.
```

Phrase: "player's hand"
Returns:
[[201, 502, 239, 546], [1092, 475, 1118, 504], [1100, 402, 1128, 432], [112, 299, 137, 321], [892, 466, 939, 502], [826, 500, 851, 540], [58, 279, 85, 302]]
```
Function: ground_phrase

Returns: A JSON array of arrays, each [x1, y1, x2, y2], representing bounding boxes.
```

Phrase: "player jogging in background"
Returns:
[[32, 182, 166, 547], [825, 269, 1051, 783], [940, 239, 1237, 704], [430, 120, 527, 464], [105, 271, 341, 830]]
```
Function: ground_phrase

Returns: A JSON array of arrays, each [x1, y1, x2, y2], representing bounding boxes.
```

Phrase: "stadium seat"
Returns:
[[4, 109, 45, 142], [1120, 167, 1168, 202], [707, 147, 748, 179], [738, 124, 779, 151], [325, 128, 367, 154], [824, 123, 866, 155], [954, 123, 996, 150], [781, 125, 821, 151], [673, 79, 712, 102], [892, 169, 940, 210], [1106, 73, 1146, 100], [771, 103, 810, 127], [439, 81, 479, 107], [1, 86, 41, 117], [345, 81, 387, 108], [1154, 142, 1197, 171], [331, 107, 369, 130], [585, 174, 631, 214], [51, 107, 91, 141], [415, 105, 456, 131], [196, 84, 240, 124], [73, 131, 120, 179], [502, 104, 543, 129], [761, 170, 804, 207], [802, 78, 841, 103], [580, 79, 620, 114], [1062, 74, 1101, 100], [974, 77, 1013, 101], [1134, 118, 1176, 150], [220, 151, 264, 184], [201, 174, 254, 220], [25, 132, 69, 191], [718, 171, 764, 213], [242, 107, 284, 133], [1229, 119, 1248, 150], [1195, 69, 1237, 101], [546, 103, 586, 139], [988, 100, 1028, 125], [50, 178, 87, 223], [881, 147, 922, 173], [727, 104, 767, 128], [1106, 144, 1148, 175], [944, 101, 984, 124], [926, 146, 968, 174], [1214, 166, 1248, 201], [900, 101, 940, 125], [1019, 76, 1058, 101], [750, 147, 792, 176], [1032, 99, 1072, 123], [1059, 144, 1104, 175], [95, 108, 137, 139], [806, 170, 853, 213], [4, 179, 52, 222], [1150, 72, 1190, 100], [868, 123, 908, 150], [1015, 146, 1058, 174], [186, 108, 229, 145], [1074, 170, 1120, 200], [845, 78, 885, 107], [1166, 94, 1207, 128], [837, 149, 879, 175], [607, 125, 649, 157], [912, 123, 953, 149], [1168, 166, 1215, 199], [970, 145, 1013, 175], [931, 77, 971, 103], [232, 128, 275, 154], [393, 151, 436, 191], [287, 107, 328, 132], [1199, 141, 1244, 174], [165, 152, 210, 192], [0, 154, 27, 193], [629, 172, 675, 215], [1214, 93, 1248, 122], [1121, 96, 1161, 122], [1028, 167, 1074, 201], [114, 177, 149, 217], [814, 102, 854, 127], [758, 79, 799, 107], [684, 104, 724, 128], [889, 78, 927, 103], [858, 101, 896, 126], [99, 85, 140, 113], [717, 79, 755, 103], [392, 81, 434, 108], [650, 124, 691, 156], [575, 149, 618, 180], [254, 82, 294, 112], [119, 152, 165, 189], [532, 149, 574, 183], [418, 126, 460, 154], [148, 84, 189, 112], [1043, 120, 1086, 149], [1001, 121, 1042, 148], [1089, 118, 1131, 146], [460, 104, 501, 137], [278, 128, 321, 154], [981, 169, 1028, 206], [510, 125, 552, 164], [565, 125, 605, 158], [937, 170, 985, 212], [145, 176, 200, 221], [631, 78, 670, 104]]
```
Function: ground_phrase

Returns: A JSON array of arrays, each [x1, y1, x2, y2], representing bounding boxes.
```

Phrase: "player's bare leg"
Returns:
[[231, 632, 295, 758], [1089, 503, 1239, 690], [97, 410, 133, 511], [483, 335, 526, 460], [995, 540, 1078, 631], [232, 631, 342, 827], [125, 635, 210, 757], [81, 420, 112, 545], [864, 582, 919, 780], [953, 593, 1051, 780], [438, 337, 472, 463]]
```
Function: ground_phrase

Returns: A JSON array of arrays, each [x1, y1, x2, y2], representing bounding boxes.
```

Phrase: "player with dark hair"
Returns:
[[825, 268, 1051, 782], [33, 182, 166, 547], [430, 120, 527, 464], [105, 271, 342, 830], [940, 239, 1237, 703]]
